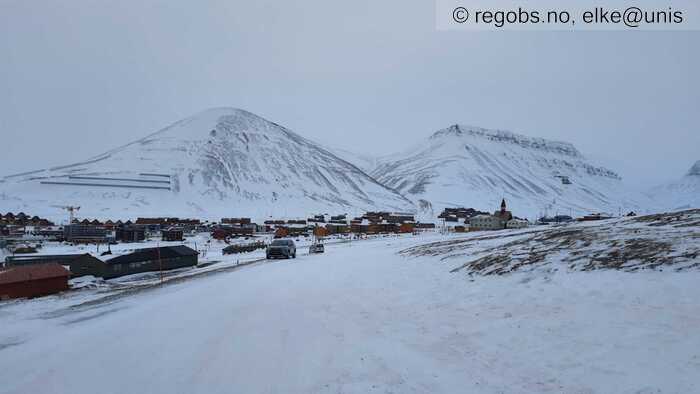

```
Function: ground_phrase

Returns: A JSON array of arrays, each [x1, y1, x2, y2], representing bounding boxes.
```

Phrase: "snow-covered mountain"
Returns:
[[370, 125, 645, 218], [327, 148, 378, 174], [0, 108, 413, 221], [649, 160, 700, 211]]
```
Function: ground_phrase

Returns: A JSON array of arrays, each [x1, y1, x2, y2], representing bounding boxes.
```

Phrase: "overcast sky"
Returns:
[[1, 0, 698, 189]]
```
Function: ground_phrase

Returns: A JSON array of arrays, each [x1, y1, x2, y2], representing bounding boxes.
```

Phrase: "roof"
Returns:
[[104, 245, 198, 265], [283, 223, 307, 229], [0, 263, 70, 285], [5, 253, 99, 265]]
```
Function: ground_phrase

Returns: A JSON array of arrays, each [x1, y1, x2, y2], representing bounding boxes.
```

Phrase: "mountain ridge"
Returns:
[[370, 124, 642, 218], [1, 111, 678, 221]]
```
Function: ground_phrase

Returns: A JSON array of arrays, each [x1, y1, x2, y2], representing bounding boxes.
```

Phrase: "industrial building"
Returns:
[[102, 245, 198, 279]]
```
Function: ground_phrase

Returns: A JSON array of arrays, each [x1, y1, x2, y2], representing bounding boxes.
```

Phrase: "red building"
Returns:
[[399, 223, 415, 233], [0, 263, 70, 300]]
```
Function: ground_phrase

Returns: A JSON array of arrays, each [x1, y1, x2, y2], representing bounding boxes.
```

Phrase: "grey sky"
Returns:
[[1, 0, 698, 189]]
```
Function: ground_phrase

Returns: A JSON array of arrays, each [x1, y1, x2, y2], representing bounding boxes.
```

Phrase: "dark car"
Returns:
[[309, 242, 324, 254], [266, 239, 296, 259]]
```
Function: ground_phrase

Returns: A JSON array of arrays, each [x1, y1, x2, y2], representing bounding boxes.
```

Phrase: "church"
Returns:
[[493, 199, 513, 222], [469, 199, 521, 231]]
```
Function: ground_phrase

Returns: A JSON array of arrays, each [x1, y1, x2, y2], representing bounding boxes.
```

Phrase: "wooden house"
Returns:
[[0, 263, 70, 300], [116, 226, 146, 242], [161, 227, 184, 242]]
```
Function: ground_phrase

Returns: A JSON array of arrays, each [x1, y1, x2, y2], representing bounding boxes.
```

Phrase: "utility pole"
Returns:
[[157, 242, 163, 284]]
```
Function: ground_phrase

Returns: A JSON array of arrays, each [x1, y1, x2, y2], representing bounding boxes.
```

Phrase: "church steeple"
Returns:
[[500, 198, 507, 214]]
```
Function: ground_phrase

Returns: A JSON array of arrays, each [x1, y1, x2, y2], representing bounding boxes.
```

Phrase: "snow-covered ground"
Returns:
[[1, 227, 699, 393]]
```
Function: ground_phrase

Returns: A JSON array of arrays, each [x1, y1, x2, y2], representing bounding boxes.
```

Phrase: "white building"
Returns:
[[506, 219, 529, 229], [469, 214, 505, 231]]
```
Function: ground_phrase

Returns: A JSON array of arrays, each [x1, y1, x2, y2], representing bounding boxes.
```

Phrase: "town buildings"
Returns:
[[538, 215, 574, 224], [438, 207, 489, 221], [438, 207, 488, 231], [0, 212, 54, 227], [136, 217, 201, 232], [578, 213, 614, 222]]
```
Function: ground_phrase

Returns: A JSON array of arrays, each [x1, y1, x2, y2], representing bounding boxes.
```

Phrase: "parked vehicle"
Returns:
[[223, 241, 266, 255], [266, 239, 296, 259], [309, 242, 324, 254]]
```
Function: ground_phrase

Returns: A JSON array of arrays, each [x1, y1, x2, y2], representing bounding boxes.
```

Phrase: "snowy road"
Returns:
[[1, 234, 699, 393]]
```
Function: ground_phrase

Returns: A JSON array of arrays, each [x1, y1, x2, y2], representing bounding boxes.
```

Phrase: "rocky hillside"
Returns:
[[401, 210, 700, 275]]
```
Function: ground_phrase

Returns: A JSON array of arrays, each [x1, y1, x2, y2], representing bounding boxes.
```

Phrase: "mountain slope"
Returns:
[[649, 160, 700, 211], [0, 108, 413, 221], [371, 125, 644, 218], [327, 148, 379, 174]]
